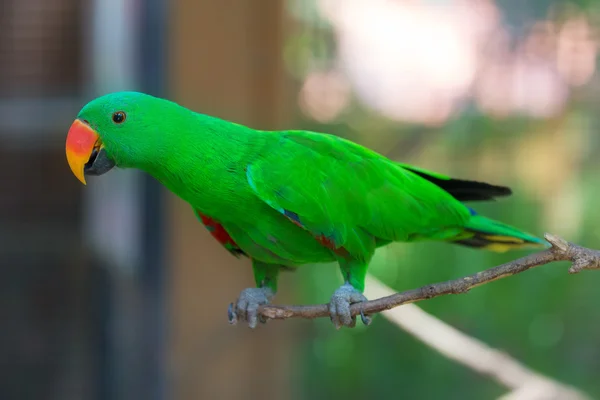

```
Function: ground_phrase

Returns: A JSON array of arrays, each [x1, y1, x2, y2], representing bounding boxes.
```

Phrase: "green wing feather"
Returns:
[[246, 131, 472, 261]]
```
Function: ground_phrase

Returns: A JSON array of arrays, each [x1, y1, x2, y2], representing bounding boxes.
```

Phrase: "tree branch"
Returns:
[[259, 233, 600, 320]]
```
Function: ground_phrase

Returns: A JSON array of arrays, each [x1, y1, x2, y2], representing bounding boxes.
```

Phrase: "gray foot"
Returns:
[[328, 283, 372, 329], [228, 287, 274, 329]]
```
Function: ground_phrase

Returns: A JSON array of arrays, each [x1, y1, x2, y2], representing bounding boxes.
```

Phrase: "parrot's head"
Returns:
[[65, 91, 174, 185]]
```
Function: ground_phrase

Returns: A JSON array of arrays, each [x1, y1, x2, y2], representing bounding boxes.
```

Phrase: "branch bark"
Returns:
[[259, 233, 600, 320]]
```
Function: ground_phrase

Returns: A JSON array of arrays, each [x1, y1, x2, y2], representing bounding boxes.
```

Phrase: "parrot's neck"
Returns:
[[141, 111, 264, 216]]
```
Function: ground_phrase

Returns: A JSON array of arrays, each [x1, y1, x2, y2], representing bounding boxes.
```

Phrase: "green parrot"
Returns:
[[65, 91, 547, 329]]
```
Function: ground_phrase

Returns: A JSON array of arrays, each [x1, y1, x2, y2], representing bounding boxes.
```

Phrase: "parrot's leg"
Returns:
[[228, 260, 279, 329], [329, 260, 372, 329]]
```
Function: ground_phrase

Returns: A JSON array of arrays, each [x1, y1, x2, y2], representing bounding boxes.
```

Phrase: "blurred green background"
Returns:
[[0, 0, 599, 399]]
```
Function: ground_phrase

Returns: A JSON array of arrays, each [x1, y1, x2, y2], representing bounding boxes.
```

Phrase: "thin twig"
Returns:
[[259, 233, 600, 320]]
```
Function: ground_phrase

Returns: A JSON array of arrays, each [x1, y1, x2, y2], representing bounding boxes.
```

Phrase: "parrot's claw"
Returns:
[[228, 287, 274, 329], [360, 310, 372, 326], [227, 302, 237, 324], [328, 283, 370, 329]]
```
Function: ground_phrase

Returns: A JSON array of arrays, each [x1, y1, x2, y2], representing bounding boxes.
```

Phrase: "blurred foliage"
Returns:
[[284, 0, 600, 398]]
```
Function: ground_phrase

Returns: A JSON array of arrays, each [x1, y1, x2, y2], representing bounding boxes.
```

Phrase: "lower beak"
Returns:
[[65, 119, 100, 185]]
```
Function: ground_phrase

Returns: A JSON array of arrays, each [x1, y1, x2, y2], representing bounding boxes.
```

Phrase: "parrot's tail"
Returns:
[[452, 209, 548, 252]]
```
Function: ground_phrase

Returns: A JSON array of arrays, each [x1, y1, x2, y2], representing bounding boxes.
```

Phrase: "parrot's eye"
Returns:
[[112, 111, 126, 124]]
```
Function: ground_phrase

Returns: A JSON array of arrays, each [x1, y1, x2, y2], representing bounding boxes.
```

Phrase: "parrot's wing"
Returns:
[[246, 131, 470, 259]]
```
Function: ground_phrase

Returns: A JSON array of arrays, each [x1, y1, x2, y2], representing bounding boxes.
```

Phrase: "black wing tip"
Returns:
[[402, 165, 513, 202], [451, 182, 513, 202], [471, 182, 512, 198]]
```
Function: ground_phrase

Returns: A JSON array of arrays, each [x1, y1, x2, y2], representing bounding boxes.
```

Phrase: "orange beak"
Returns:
[[65, 119, 100, 185]]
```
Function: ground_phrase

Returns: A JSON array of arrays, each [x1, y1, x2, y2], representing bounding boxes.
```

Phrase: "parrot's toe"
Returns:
[[328, 283, 370, 329], [228, 287, 274, 328]]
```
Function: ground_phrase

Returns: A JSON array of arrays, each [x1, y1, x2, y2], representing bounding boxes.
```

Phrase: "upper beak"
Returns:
[[65, 119, 100, 185]]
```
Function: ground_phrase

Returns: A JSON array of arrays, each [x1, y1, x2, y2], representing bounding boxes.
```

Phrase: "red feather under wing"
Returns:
[[283, 209, 350, 257], [196, 211, 246, 257]]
